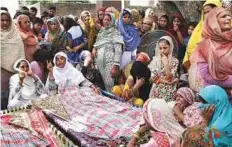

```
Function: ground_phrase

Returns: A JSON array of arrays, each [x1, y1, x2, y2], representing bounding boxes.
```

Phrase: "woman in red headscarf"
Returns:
[[95, 7, 106, 30], [189, 7, 232, 92], [17, 15, 38, 62]]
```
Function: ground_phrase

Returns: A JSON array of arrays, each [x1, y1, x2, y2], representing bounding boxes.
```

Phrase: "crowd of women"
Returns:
[[1, 0, 232, 146]]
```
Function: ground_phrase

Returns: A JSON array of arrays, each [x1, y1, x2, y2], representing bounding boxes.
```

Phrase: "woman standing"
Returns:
[[92, 13, 124, 91], [117, 9, 141, 69], [17, 14, 38, 62], [189, 7, 232, 92], [78, 11, 96, 52], [45, 17, 68, 56], [63, 16, 85, 65], [148, 36, 179, 102], [1, 10, 25, 109], [8, 59, 45, 109]]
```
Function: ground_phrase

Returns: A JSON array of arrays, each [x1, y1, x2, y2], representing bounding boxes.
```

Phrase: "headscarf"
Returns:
[[168, 13, 187, 45], [46, 17, 64, 42], [53, 52, 86, 86], [199, 85, 232, 146], [131, 9, 140, 23], [143, 98, 185, 146], [1, 10, 25, 73], [136, 52, 150, 64], [12, 59, 38, 98], [183, 0, 222, 68], [190, 7, 232, 81], [94, 13, 124, 49], [95, 7, 106, 26], [117, 9, 141, 52], [78, 11, 96, 51], [176, 87, 195, 105], [150, 36, 175, 71], [105, 7, 120, 20], [17, 15, 37, 46]]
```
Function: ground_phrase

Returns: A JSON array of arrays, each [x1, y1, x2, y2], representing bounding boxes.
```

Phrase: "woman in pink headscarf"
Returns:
[[128, 87, 203, 147], [17, 15, 38, 62], [189, 7, 232, 92]]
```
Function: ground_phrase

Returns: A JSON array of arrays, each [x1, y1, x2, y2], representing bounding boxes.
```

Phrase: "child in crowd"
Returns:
[[32, 17, 44, 42], [184, 22, 197, 47]]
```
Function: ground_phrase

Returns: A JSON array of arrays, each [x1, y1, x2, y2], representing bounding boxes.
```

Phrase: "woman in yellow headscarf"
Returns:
[[183, 0, 221, 69]]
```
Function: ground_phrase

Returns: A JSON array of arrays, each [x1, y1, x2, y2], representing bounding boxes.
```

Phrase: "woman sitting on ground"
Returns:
[[127, 87, 203, 147], [8, 59, 45, 109], [76, 50, 105, 90], [181, 85, 232, 147], [148, 36, 179, 102]]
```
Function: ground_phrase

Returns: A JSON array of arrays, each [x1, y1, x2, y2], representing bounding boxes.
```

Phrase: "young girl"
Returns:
[[148, 36, 179, 102]]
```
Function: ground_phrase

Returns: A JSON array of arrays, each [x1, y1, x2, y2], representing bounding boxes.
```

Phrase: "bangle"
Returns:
[[133, 132, 140, 139]]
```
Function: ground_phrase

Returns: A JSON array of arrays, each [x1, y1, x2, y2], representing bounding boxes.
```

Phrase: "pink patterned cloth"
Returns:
[[58, 83, 143, 139], [183, 102, 203, 127], [141, 131, 170, 147]]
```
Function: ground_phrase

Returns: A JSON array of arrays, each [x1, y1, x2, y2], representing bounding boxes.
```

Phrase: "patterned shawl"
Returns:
[[1, 10, 25, 72], [46, 17, 64, 43], [143, 98, 185, 146], [94, 13, 124, 49]]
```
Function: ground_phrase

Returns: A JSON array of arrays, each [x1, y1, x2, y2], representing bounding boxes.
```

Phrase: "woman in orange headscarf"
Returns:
[[189, 7, 232, 92], [17, 15, 38, 62]]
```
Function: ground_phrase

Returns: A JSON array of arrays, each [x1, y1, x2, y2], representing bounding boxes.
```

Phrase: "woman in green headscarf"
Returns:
[[92, 13, 124, 91]]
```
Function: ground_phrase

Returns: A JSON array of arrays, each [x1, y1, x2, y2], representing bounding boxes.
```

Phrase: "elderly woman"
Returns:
[[92, 13, 124, 91], [45, 17, 69, 55], [117, 8, 141, 69], [181, 85, 232, 147], [17, 14, 38, 62], [189, 7, 232, 93], [128, 87, 203, 147], [1, 10, 25, 109], [148, 36, 179, 102], [8, 59, 45, 109]]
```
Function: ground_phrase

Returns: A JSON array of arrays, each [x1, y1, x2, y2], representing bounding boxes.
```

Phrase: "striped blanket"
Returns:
[[58, 83, 143, 139]]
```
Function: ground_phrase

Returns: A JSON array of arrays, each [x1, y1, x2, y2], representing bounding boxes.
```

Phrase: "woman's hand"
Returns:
[[47, 61, 53, 72], [201, 105, 215, 125], [135, 77, 145, 88], [90, 84, 100, 94], [127, 136, 136, 147], [161, 55, 169, 66], [110, 65, 119, 78], [92, 48, 97, 59], [84, 56, 92, 67]]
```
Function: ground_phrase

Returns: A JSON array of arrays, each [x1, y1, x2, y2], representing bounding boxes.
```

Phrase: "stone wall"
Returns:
[[40, 3, 97, 18]]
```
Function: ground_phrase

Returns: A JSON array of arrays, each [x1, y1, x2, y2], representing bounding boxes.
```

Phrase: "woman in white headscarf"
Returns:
[[8, 59, 45, 109], [1, 10, 25, 109], [46, 52, 99, 93], [148, 36, 179, 102]]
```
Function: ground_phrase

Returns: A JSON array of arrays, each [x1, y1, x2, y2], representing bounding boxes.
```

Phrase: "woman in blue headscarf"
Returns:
[[117, 8, 141, 69], [181, 85, 232, 147]]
